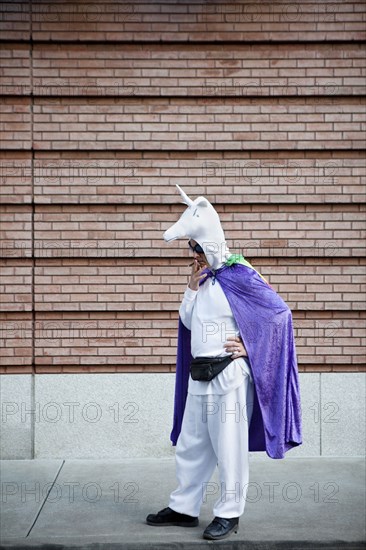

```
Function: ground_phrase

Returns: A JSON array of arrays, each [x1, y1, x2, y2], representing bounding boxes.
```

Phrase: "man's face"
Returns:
[[189, 239, 209, 267]]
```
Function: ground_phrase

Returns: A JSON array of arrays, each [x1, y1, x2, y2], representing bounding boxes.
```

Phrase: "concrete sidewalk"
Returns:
[[0, 457, 365, 549]]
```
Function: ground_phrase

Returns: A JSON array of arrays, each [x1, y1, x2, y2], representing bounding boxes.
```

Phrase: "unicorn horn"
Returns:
[[175, 184, 194, 207]]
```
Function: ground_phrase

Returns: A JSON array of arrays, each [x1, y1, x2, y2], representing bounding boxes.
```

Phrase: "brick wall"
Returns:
[[0, 0, 365, 374]]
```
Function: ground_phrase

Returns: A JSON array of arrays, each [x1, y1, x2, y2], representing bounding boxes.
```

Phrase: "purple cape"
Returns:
[[170, 263, 302, 459]]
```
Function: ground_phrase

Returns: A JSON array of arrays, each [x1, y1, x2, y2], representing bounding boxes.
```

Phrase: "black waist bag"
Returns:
[[190, 355, 234, 382]]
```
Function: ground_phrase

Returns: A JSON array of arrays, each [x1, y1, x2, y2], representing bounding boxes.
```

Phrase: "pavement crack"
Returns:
[[25, 459, 65, 538]]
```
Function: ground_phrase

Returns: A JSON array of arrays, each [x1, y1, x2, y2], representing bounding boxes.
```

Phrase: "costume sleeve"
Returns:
[[179, 285, 198, 330]]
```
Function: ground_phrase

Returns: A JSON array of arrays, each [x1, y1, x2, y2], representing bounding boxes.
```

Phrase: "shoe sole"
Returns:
[[203, 524, 239, 540], [146, 520, 199, 528]]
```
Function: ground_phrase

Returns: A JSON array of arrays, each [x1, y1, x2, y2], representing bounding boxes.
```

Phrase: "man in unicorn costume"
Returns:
[[146, 185, 302, 541]]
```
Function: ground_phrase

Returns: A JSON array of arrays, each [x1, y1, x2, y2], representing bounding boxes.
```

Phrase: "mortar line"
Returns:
[[1, 38, 365, 46], [319, 372, 322, 456], [30, 0, 35, 459]]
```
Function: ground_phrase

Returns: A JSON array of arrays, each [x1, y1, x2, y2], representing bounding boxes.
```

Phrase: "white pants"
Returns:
[[169, 374, 254, 518]]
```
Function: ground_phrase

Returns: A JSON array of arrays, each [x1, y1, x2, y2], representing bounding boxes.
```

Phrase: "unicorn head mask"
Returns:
[[163, 185, 232, 270]]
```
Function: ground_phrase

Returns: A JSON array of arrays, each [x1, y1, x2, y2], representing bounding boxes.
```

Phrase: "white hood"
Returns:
[[163, 185, 231, 270]]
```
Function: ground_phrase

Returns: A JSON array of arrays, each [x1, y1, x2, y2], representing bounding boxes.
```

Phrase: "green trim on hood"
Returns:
[[225, 254, 270, 286], [225, 253, 253, 269]]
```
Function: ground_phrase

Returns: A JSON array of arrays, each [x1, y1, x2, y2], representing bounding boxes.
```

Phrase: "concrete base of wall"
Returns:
[[0, 373, 365, 459]]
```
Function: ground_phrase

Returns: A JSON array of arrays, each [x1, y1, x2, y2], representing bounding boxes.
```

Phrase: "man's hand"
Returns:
[[188, 258, 207, 291], [224, 336, 248, 358]]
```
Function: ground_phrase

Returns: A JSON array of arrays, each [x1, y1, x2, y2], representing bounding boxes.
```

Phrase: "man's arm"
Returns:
[[179, 258, 207, 330], [179, 286, 198, 330]]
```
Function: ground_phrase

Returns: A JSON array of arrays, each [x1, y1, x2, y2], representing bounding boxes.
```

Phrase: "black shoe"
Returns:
[[146, 506, 199, 527], [203, 516, 239, 540]]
